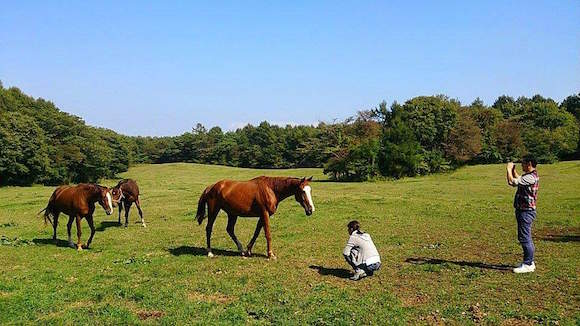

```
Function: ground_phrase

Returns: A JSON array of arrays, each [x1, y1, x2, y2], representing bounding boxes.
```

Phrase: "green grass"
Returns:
[[0, 162, 579, 324]]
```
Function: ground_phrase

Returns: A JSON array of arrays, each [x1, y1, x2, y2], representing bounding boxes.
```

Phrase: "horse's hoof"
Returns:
[[124, 224, 128, 228], [142, 224, 147, 228], [267, 253, 277, 260], [207, 252, 215, 258], [77, 245, 83, 251]]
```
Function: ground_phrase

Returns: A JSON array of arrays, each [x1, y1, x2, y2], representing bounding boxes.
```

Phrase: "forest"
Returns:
[[1, 82, 578, 185]]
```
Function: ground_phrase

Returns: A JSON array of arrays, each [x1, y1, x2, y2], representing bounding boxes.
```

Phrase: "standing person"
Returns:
[[506, 155, 539, 273], [343, 220, 381, 280]]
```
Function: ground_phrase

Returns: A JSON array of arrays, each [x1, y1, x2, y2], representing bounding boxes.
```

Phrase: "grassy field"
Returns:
[[0, 162, 578, 325]]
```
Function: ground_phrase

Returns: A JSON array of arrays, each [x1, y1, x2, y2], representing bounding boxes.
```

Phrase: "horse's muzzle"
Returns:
[[305, 209, 313, 216], [106, 210, 113, 215]]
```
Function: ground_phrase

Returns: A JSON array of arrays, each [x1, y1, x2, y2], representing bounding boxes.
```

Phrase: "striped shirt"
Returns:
[[512, 170, 539, 211]]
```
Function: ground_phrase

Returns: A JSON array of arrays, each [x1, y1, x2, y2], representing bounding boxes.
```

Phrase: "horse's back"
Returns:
[[210, 178, 275, 215], [119, 179, 139, 201], [48, 185, 78, 214]]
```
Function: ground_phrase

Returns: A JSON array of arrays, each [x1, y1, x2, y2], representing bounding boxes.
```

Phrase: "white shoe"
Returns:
[[350, 270, 367, 281], [513, 262, 535, 273]]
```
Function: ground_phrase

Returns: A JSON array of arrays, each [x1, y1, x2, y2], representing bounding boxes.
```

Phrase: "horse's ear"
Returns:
[[307, 176, 313, 181], [300, 177, 306, 183]]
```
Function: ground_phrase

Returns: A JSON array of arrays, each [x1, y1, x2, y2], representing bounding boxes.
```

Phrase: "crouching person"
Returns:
[[343, 220, 381, 280]]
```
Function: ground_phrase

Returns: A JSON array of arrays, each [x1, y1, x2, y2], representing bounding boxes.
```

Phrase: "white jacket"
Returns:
[[343, 232, 381, 265]]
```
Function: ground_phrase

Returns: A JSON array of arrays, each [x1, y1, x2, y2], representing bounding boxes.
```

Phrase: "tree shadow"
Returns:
[[167, 246, 267, 258], [309, 265, 352, 279], [32, 238, 72, 248], [405, 257, 513, 271], [95, 221, 121, 232]]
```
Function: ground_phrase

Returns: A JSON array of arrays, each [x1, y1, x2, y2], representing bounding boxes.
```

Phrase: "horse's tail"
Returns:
[[37, 207, 53, 227], [196, 185, 212, 225]]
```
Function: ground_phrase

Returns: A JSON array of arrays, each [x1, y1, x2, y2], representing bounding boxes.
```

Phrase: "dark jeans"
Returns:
[[344, 253, 381, 275], [516, 210, 536, 265]]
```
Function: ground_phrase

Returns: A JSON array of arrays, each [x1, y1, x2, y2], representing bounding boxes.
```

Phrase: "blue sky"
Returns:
[[1, 1, 578, 136]]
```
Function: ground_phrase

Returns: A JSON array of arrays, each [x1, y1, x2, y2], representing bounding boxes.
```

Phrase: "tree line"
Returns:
[[1, 82, 578, 185]]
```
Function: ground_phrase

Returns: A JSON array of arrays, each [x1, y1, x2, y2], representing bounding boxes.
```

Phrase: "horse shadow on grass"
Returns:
[[309, 265, 352, 279], [32, 238, 72, 248], [95, 221, 121, 232], [168, 246, 267, 258], [405, 257, 513, 271]]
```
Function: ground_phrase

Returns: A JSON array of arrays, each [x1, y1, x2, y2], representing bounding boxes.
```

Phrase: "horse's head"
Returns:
[[97, 186, 114, 215], [295, 176, 315, 216], [110, 187, 124, 207]]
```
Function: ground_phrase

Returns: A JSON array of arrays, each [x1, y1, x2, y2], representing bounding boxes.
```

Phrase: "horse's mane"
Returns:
[[78, 183, 107, 193], [253, 176, 302, 198], [115, 179, 130, 188]]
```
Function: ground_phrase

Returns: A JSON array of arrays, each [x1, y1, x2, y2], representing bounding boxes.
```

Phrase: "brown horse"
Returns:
[[40, 183, 113, 250], [110, 179, 145, 227], [196, 176, 315, 259]]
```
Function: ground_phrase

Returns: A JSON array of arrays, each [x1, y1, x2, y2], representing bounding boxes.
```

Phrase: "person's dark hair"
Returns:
[[522, 155, 537, 168], [347, 220, 363, 234]]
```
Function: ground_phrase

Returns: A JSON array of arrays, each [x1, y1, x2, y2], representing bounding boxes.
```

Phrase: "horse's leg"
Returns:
[[135, 198, 146, 227], [52, 212, 60, 241], [118, 199, 123, 225], [226, 214, 243, 254], [85, 216, 96, 249], [262, 211, 276, 259], [75, 215, 83, 251], [245, 218, 264, 257], [124, 201, 132, 227], [205, 202, 219, 257], [66, 215, 75, 248]]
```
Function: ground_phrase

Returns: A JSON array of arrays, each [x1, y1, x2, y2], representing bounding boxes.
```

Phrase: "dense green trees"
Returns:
[[0, 81, 577, 185], [0, 85, 133, 185], [372, 94, 578, 180]]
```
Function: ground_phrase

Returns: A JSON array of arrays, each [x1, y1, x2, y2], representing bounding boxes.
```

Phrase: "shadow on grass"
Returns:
[[309, 265, 352, 279], [538, 234, 580, 243], [405, 257, 513, 271], [95, 221, 121, 232], [167, 246, 267, 258], [536, 226, 580, 243], [32, 238, 72, 248]]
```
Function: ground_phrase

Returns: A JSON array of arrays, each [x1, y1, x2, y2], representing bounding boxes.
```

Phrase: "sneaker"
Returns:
[[350, 270, 367, 281], [513, 262, 536, 273]]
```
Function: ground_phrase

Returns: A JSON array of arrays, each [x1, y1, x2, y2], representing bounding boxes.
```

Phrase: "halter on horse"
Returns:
[[110, 179, 145, 227], [196, 176, 315, 259]]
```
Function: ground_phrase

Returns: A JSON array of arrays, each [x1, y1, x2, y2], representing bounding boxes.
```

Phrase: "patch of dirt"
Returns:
[[535, 226, 580, 243], [469, 303, 487, 323], [187, 291, 235, 304], [501, 318, 536, 326], [137, 310, 165, 320], [400, 293, 429, 307], [418, 310, 445, 325]]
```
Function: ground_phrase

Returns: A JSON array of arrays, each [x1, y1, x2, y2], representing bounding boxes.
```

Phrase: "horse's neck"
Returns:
[[269, 178, 299, 202], [82, 185, 101, 203]]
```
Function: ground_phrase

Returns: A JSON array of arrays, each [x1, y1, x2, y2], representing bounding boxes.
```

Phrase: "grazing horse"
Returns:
[[40, 184, 113, 250], [110, 179, 145, 227], [196, 176, 315, 259]]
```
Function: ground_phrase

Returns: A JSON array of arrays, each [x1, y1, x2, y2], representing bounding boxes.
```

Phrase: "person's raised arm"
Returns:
[[512, 165, 520, 179], [506, 162, 515, 185]]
